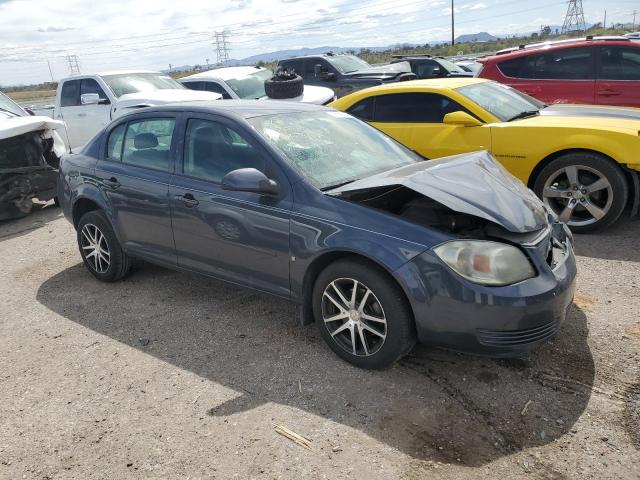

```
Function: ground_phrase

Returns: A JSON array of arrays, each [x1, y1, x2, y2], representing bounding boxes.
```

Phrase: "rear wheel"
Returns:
[[312, 259, 415, 369], [533, 153, 628, 233], [77, 210, 130, 282]]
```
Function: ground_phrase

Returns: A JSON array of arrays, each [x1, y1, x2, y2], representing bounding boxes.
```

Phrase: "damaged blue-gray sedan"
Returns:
[[57, 101, 576, 369]]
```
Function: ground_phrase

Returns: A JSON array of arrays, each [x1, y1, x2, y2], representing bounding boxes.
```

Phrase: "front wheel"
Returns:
[[77, 210, 130, 282], [312, 259, 415, 369], [533, 153, 628, 233]]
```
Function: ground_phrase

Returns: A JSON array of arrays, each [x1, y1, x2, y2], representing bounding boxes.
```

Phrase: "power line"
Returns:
[[214, 31, 230, 66], [66, 54, 81, 75], [562, 0, 586, 34]]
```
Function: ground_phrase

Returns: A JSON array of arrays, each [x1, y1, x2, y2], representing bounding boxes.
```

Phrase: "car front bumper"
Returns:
[[394, 227, 577, 357]]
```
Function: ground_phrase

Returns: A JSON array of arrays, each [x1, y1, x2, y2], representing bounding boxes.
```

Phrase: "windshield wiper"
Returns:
[[508, 110, 540, 121], [320, 179, 358, 192], [0, 106, 20, 117]]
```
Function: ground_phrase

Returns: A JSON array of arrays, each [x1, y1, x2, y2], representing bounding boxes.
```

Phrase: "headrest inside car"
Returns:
[[134, 133, 159, 150]]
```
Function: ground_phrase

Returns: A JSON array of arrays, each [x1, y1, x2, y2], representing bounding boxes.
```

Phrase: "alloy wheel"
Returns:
[[321, 278, 387, 357], [80, 223, 111, 273], [542, 165, 613, 228]]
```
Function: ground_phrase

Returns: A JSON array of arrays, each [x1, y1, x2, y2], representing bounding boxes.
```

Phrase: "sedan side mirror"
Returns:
[[443, 111, 483, 127], [221, 168, 280, 196]]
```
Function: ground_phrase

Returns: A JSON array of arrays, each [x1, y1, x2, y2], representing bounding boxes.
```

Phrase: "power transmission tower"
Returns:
[[562, 0, 586, 34], [214, 31, 230, 66], [66, 54, 81, 75], [633, 10, 637, 30]]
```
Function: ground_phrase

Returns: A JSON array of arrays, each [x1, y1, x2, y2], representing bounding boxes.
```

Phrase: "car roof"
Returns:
[[352, 77, 488, 94], [280, 53, 353, 61], [181, 66, 265, 81], [59, 70, 164, 82], [482, 37, 635, 62], [121, 99, 327, 120]]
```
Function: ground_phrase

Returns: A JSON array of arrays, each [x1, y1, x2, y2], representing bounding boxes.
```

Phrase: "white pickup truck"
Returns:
[[53, 71, 221, 151]]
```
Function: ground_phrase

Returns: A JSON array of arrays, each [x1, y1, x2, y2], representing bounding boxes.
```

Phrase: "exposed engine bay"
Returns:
[[0, 127, 64, 220], [336, 184, 542, 243]]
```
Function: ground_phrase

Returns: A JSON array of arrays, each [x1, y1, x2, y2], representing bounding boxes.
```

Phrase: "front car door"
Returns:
[[169, 115, 292, 297], [94, 114, 178, 264], [58, 78, 111, 151], [348, 92, 491, 159], [596, 45, 640, 107]]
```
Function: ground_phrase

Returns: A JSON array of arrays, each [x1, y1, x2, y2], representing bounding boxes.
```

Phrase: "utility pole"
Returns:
[[214, 31, 230, 66], [65, 54, 81, 75], [603, 10, 607, 30], [633, 10, 637, 30], [451, 0, 455, 46], [206, 58, 210, 69], [562, 0, 586, 34], [168, 63, 172, 73], [46, 59, 55, 82]]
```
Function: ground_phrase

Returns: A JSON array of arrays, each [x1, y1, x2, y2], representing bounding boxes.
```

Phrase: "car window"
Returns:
[[281, 60, 304, 76], [200, 81, 233, 99], [183, 119, 265, 183], [498, 47, 594, 80], [121, 118, 175, 171], [373, 93, 466, 123], [599, 46, 640, 80], [80, 78, 109, 102], [347, 97, 375, 121], [413, 60, 441, 78], [106, 123, 126, 161], [182, 81, 203, 91], [60, 80, 81, 107]]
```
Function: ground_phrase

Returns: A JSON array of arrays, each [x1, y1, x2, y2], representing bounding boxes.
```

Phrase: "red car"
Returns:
[[478, 36, 640, 107]]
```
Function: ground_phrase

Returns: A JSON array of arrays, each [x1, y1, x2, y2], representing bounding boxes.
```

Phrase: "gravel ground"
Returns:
[[1, 204, 639, 479]]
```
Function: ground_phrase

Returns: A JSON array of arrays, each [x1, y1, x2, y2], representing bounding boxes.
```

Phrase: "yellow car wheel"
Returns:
[[533, 153, 629, 233]]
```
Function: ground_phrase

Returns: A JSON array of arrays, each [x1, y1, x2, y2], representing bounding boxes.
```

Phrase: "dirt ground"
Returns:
[[1, 204, 638, 480]]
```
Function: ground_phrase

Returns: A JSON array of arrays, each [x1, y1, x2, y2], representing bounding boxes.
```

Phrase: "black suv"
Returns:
[[278, 53, 416, 98], [390, 55, 474, 79]]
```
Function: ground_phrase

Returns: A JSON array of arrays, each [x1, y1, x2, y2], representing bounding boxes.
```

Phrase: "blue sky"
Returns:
[[0, 0, 637, 86]]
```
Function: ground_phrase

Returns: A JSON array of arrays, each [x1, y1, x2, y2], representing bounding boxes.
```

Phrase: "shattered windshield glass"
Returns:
[[248, 111, 420, 190]]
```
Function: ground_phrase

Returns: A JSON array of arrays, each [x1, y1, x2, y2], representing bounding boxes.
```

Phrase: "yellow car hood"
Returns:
[[515, 104, 640, 133]]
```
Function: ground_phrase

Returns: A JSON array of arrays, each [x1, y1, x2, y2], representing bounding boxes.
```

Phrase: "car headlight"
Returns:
[[433, 240, 535, 286]]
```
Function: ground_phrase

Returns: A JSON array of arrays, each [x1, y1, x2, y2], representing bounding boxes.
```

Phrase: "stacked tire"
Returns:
[[264, 69, 304, 99]]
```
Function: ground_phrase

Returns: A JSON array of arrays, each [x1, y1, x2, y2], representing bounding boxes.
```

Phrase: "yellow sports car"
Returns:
[[330, 78, 640, 232]]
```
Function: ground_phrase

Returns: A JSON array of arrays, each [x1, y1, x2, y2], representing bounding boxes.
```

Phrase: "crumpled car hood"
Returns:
[[343, 61, 412, 79], [0, 115, 65, 141], [327, 151, 548, 233], [113, 89, 222, 117]]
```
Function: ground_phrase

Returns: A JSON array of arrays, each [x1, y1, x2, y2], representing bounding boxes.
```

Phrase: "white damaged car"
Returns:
[[1, 91, 66, 220]]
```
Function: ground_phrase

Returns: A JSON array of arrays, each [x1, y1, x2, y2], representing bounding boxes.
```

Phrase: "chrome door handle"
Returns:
[[77, 113, 87, 117], [597, 89, 621, 96]]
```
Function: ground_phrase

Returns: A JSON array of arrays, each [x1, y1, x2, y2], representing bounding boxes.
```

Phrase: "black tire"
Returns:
[[533, 152, 628, 233], [77, 210, 130, 282], [312, 258, 416, 369], [264, 74, 304, 99]]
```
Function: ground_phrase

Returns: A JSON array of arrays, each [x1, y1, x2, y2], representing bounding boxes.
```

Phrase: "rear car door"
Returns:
[[496, 47, 596, 104], [596, 45, 640, 107], [57, 78, 111, 151], [169, 115, 292, 297], [95, 114, 177, 264], [349, 92, 491, 159]]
